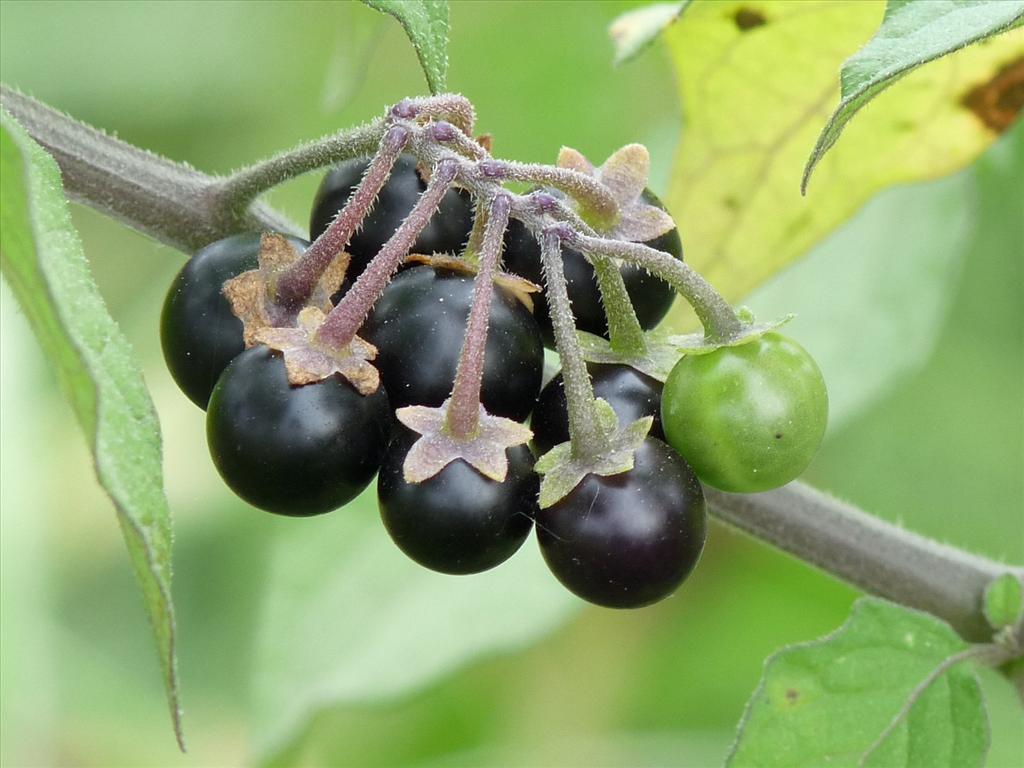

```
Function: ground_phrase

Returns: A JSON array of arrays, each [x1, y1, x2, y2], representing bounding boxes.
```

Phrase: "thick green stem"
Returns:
[[539, 230, 611, 458]]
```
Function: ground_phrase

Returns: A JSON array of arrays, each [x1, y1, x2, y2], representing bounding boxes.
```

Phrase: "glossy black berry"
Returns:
[[309, 154, 473, 283], [537, 438, 706, 609], [531, 363, 665, 456], [378, 433, 537, 574], [160, 232, 308, 409], [360, 265, 544, 421], [503, 189, 682, 347], [206, 346, 390, 516]]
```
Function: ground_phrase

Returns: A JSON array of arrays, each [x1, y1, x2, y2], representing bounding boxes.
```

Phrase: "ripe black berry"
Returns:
[[309, 154, 473, 282], [160, 232, 308, 409], [503, 189, 682, 346], [360, 265, 544, 421], [536, 438, 706, 608], [378, 433, 537, 574], [531, 363, 665, 456], [206, 346, 390, 516]]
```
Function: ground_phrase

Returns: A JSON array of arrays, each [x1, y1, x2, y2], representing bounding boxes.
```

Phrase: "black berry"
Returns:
[[378, 432, 537, 574], [360, 265, 544, 421], [536, 438, 706, 608], [206, 346, 390, 516]]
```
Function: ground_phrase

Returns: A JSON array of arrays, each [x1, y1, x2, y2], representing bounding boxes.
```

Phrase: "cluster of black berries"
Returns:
[[160, 155, 706, 609]]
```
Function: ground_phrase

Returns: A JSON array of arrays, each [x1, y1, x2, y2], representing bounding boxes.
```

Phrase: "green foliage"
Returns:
[[729, 598, 988, 768], [804, 0, 1024, 190], [362, 0, 450, 94], [984, 574, 1024, 631], [656, 0, 1023, 322], [0, 110, 183, 748]]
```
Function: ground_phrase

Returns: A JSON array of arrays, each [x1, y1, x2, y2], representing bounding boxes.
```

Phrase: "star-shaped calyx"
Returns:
[[395, 399, 533, 483], [558, 144, 676, 243], [534, 398, 653, 508], [254, 306, 380, 394], [405, 253, 541, 312], [222, 233, 350, 345]]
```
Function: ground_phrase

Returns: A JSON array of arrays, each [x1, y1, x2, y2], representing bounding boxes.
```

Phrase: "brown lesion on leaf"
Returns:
[[734, 7, 768, 31], [961, 56, 1024, 134], [785, 688, 799, 704]]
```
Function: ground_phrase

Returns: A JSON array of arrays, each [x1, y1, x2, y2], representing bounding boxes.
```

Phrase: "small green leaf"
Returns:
[[729, 598, 989, 768], [361, 0, 449, 94], [983, 573, 1024, 630], [804, 0, 1024, 191], [609, 1, 692, 66], [0, 110, 183, 749]]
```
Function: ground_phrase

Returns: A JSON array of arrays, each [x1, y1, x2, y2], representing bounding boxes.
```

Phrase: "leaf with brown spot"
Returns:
[[647, 0, 1023, 327]]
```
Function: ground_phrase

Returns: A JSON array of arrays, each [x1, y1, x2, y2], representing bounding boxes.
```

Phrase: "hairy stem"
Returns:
[[0, 85, 299, 251], [315, 159, 459, 349], [485, 160, 619, 227], [216, 122, 385, 213], [590, 257, 647, 355], [540, 229, 611, 457], [576, 233, 743, 341], [446, 194, 511, 438], [275, 125, 410, 308], [706, 482, 1020, 643]]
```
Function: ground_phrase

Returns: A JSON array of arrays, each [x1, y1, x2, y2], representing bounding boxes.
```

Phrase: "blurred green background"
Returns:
[[1, 1, 1021, 766]]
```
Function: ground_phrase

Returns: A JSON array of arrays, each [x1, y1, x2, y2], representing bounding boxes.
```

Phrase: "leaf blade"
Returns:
[[362, 0, 450, 94], [804, 0, 1024, 191], [659, 0, 1023, 322], [0, 109, 183, 749], [728, 598, 989, 768]]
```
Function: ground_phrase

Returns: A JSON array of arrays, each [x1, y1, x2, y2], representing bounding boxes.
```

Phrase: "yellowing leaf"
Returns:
[[662, 0, 1024, 325]]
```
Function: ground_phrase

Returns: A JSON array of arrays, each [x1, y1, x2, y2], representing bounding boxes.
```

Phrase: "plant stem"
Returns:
[[274, 125, 410, 308], [590, 257, 647, 355], [315, 159, 459, 350], [446, 194, 511, 439], [539, 229, 611, 458], [706, 483, 1021, 643], [0, 85, 299, 252], [485, 160, 619, 227], [576, 233, 743, 341], [216, 122, 385, 214]]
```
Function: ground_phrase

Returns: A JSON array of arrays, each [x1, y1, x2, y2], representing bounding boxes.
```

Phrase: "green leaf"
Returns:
[[729, 598, 989, 768], [252, 496, 578, 762], [804, 0, 1024, 191], [609, 1, 691, 66], [657, 0, 1023, 323], [0, 110, 183, 749], [361, 0, 449, 94], [983, 573, 1024, 630]]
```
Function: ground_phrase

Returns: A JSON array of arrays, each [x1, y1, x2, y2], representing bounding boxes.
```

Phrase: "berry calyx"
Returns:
[[160, 232, 308, 408], [531, 362, 665, 456]]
